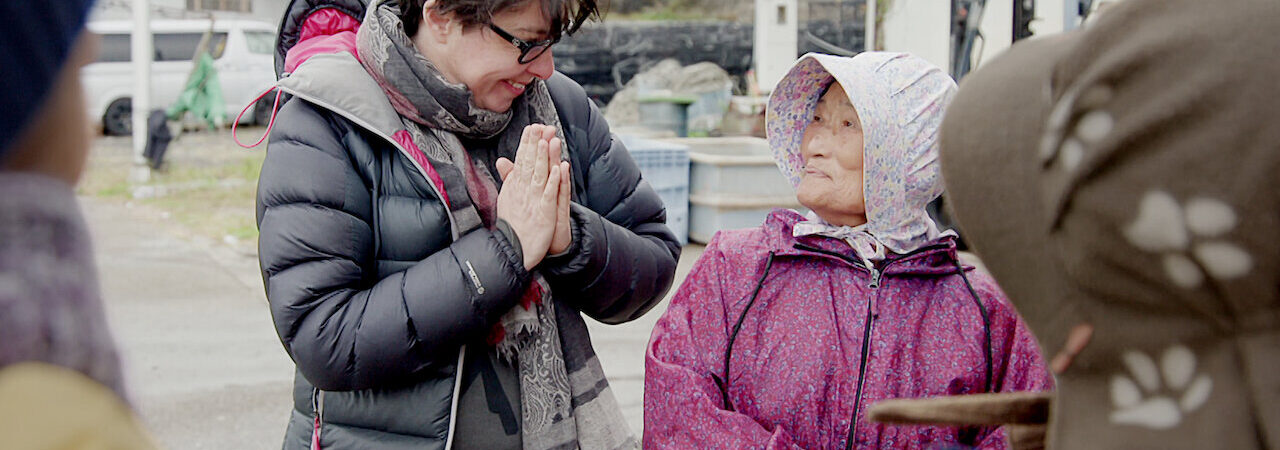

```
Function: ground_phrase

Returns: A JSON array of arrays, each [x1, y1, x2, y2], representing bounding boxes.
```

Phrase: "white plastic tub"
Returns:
[[657, 137, 801, 243], [687, 193, 802, 243]]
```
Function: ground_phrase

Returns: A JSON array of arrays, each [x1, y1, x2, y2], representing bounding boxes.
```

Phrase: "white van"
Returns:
[[82, 19, 277, 135]]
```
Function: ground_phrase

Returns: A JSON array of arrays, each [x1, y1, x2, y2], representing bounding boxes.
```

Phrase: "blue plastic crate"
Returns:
[[619, 135, 690, 190], [656, 185, 689, 245], [619, 135, 690, 244]]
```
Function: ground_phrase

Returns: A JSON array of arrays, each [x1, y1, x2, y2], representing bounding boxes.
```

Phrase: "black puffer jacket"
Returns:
[[256, 44, 679, 450]]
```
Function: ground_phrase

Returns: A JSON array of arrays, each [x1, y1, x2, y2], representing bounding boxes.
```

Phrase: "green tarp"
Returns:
[[166, 52, 224, 129]]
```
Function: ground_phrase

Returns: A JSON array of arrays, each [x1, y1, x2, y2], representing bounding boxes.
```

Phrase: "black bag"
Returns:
[[143, 109, 172, 170]]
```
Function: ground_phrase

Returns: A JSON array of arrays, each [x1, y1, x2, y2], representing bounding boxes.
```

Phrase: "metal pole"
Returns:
[[131, 0, 152, 174], [865, 0, 877, 52]]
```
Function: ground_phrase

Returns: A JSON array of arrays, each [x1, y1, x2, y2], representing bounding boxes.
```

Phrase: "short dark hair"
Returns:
[[399, 0, 600, 41]]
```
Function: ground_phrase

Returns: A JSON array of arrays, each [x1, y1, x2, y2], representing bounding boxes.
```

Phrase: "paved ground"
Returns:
[[86, 192, 701, 448], [88, 198, 293, 449]]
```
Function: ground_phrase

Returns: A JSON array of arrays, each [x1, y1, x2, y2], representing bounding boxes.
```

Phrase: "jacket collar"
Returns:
[[764, 209, 964, 276], [277, 51, 406, 140]]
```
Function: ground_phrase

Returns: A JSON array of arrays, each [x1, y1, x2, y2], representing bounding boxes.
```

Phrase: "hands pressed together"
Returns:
[[495, 124, 573, 271]]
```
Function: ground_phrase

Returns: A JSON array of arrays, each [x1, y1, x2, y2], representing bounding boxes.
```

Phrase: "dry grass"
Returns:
[[79, 128, 267, 252]]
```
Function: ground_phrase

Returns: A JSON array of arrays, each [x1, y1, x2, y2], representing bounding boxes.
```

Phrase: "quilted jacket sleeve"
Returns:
[[541, 72, 681, 324], [255, 99, 528, 391]]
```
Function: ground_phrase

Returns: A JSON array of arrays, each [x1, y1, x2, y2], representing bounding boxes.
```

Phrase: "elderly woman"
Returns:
[[644, 52, 1051, 449], [256, 0, 680, 448]]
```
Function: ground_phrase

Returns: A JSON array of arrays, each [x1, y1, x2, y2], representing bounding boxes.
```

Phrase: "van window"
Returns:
[[244, 31, 275, 54], [155, 32, 229, 61], [93, 32, 230, 63], [97, 33, 131, 62]]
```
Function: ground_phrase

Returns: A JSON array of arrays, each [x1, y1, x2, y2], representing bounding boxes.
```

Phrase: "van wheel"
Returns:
[[103, 98, 132, 136]]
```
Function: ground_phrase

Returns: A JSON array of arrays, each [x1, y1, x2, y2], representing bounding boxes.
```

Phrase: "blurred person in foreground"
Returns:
[[0, 1, 154, 448], [872, 0, 1280, 448], [643, 52, 1052, 449]]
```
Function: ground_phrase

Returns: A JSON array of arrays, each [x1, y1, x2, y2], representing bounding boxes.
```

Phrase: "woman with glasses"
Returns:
[[256, 0, 680, 448]]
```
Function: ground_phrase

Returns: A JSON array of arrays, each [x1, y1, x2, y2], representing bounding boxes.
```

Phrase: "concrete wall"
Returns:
[[1032, 0, 1068, 35], [754, 0, 800, 92], [880, 0, 951, 73], [977, 0, 1090, 68], [881, 0, 1084, 75], [971, 0, 1011, 70]]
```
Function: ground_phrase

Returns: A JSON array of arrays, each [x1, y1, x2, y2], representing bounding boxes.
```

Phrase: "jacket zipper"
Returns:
[[790, 242, 948, 450], [846, 267, 879, 450], [311, 388, 325, 450], [717, 253, 777, 412], [444, 346, 466, 449]]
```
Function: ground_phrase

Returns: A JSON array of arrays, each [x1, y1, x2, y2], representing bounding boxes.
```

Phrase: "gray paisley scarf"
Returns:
[[357, 2, 637, 449]]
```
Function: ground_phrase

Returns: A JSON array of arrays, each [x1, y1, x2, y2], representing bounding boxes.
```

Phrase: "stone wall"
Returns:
[[558, 19, 866, 103]]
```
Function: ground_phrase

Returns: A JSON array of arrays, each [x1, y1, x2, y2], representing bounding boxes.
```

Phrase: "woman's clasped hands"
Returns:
[[495, 124, 573, 270]]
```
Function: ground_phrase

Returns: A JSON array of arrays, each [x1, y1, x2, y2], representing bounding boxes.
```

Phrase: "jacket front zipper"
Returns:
[[845, 268, 879, 450], [790, 242, 950, 450]]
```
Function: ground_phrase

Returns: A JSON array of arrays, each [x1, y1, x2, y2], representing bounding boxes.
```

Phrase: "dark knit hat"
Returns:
[[0, 1, 97, 155]]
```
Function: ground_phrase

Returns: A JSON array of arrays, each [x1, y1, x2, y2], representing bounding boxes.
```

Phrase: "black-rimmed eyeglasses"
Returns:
[[487, 23, 558, 64]]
